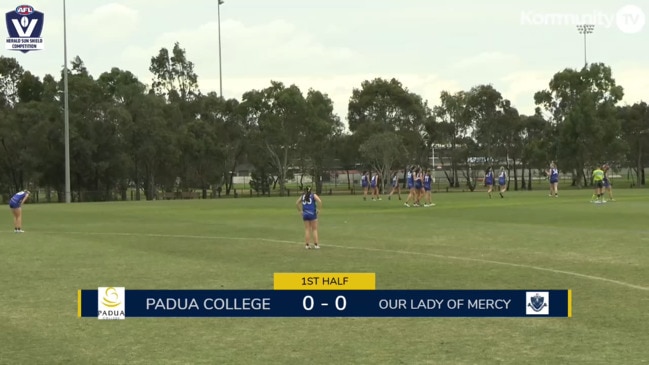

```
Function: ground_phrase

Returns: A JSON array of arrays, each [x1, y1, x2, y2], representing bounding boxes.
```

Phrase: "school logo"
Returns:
[[97, 287, 126, 320], [5, 5, 44, 53], [526, 291, 549, 315]]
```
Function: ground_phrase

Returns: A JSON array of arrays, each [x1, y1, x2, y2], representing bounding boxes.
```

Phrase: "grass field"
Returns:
[[1, 188, 648, 364]]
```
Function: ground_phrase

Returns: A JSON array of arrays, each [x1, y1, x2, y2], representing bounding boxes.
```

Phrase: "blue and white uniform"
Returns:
[[407, 171, 414, 189], [301, 193, 317, 221], [424, 174, 432, 191], [498, 171, 506, 186], [603, 171, 610, 188], [370, 175, 377, 189], [9, 191, 28, 209], [415, 173, 423, 190], [549, 168, 559, 184], [485, 171, 494, 186], [361, 174, 368, 188], [392, 175, 398, 188]]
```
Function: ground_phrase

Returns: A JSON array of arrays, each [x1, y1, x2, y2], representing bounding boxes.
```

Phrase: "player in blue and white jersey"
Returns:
[[498, 166, 507, 198], [387, 171, 401, 200], [413, 167, 424, 206], [9, 190, 30, 233], [423, 170, 435, 207], [370, 172, 381, 201], [404, 166, 416, 207], [295, 186, 322, 249], [484, 167, 494, 198], [361, 171, 369, 200], [546, 162, 559, 197]]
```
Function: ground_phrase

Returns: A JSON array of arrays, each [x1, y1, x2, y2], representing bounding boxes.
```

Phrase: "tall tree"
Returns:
[[348, 78, 428, 166], [0, 56, 24, 108], [359, 132, 407, 194], [619, 102, 649, 185], [302, 89, 343, 195], [433, 91, 471, 187], [534, 63, 624, 186], [149, 42, 199, 101], [241, 81, 308, 196]]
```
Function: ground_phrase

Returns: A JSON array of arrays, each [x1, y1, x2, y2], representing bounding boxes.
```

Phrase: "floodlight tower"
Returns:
[[63, 0, 71, 203], [218, 0, 224, 98], [576, 24, 595, 68]]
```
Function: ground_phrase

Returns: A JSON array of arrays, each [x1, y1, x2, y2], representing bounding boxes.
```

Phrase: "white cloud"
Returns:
[[75, 3, 139, 42], [121, 18, 364, 82], [614, 67, 649, 105], [452, 52, 521, 70]]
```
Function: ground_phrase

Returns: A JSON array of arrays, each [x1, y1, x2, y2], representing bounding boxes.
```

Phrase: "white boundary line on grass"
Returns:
[[6, 230, 649, 292]]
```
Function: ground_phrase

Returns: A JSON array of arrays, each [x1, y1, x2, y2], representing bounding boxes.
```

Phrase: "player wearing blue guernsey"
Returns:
[[296, 186, 322, 249], [484, 167, 494, 198], [387, 171, 401, 200], [498, 167, 507, 198], [546, 162, 559, 197], [370, 172, 381, 201], [413, 167, 424, 206], [9, 190, 30, 233], [361, 171, 370, 201], [404, 166, 416, 207], [423, 170, 435, 207]]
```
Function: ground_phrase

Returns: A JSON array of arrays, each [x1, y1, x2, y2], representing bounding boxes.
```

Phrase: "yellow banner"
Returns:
[[273, 272, 376, 290]]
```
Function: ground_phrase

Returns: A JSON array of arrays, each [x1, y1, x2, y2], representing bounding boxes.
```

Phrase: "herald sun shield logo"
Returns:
[[525, 291, 549, 315], [5, 5, 44, 53]]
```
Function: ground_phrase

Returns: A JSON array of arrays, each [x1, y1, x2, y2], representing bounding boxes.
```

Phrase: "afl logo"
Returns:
[[15, 5, 34, 15]]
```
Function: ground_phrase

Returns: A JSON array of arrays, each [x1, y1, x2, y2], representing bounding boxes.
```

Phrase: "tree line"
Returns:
[[1, 42, 648, 201]]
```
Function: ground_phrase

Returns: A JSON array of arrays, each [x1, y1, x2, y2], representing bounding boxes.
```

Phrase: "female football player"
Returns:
[[423, 170, 435, 207], [404, 166, 416, 207], [603, 164, 615, 201], [370, 172, 381, 201], [484, 166, 494, 198], [9, 190, 30, 233], [546, 162, 559, 197], [361, 171, 369, 200], [388, 171, 401, 200], [296, 186, 322, 249], [414, 167, 424, 206], [498, 166, 507, 198]]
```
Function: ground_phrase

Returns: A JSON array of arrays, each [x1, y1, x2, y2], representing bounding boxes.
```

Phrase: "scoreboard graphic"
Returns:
[[78, 273, 572, 319]]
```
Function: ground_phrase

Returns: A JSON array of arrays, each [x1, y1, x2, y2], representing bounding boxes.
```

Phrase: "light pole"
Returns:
[[576, 24, 594, 68], [430, 144, 435, 184], [218, 0, 224, 98], [63, 0, 71, 203]]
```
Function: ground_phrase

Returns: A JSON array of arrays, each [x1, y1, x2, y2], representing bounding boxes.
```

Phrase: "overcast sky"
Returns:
[[5, 0, 648, 126]]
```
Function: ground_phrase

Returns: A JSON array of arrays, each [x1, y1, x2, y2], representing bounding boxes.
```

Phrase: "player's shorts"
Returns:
[[407, 183, 414, 189], [485, 181, 493, 186], [415, 183, 422, 189], [498, 180, 506, 186], [549, 179, 558, 184], [9, 201, 20, 209], [595, 181, 603, 188], [303, 213, 317, 221], [603, 179, 610, 188], [361, 183, 368, 188], [424, 186, 431, 192]]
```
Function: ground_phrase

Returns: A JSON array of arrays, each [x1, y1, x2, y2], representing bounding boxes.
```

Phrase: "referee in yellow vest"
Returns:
[[592, 165, 605, 203]]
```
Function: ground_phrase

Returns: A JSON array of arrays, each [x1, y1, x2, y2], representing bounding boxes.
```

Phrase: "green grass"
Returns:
[[1, 189, 648, 364]]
